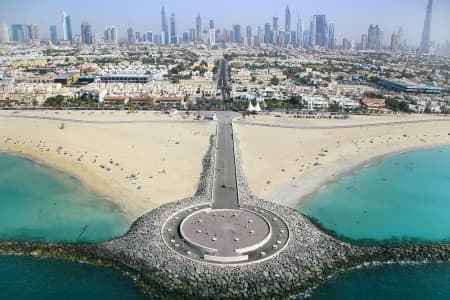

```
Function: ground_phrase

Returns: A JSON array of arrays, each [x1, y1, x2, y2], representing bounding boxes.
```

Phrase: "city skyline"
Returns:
[[0, 0, 450, 46]]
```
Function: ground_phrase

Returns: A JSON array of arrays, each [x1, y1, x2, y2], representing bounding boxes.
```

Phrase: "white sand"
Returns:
[[234, 114, 450, 208], [0, 110, 215, 220]]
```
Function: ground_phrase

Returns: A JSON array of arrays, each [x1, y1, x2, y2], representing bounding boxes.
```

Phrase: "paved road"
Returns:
[[235, 118, 450, 130], [212, 112, 240, 209], [0, 114, 210, 125]]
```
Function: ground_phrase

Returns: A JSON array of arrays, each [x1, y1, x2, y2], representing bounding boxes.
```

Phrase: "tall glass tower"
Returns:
[[161, 6, 169, 45], [170, 13, 177, 44], [62, 11, 72, 42], [285, 5, 291, 46], [420, 0, 433, 54]]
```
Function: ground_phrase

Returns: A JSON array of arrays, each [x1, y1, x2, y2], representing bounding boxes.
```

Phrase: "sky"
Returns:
[[1, 0, 449, 46]]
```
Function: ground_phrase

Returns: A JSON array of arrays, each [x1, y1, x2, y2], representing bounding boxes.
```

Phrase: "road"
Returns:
[[234, 118, 450, 130], [212, 112, 240, 209]]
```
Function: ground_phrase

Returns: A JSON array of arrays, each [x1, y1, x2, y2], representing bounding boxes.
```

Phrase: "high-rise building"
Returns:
[[170, 13, 177, 44], [209, 20, 215, 46], [233, 24, 241, 44], [196, 14, 202, 43], [368, 24, 381, 50], [296, 17, 303, 49], [147, 32, 153, 43], [328, 23, 335, 49], [264, 23, 272, 44], [285, 5, 291, 46], [104, 26, 118, 44], [246, 25, 252, 47], [135, 32, 141, 43], [313, 15, 327, 48], [361, 34, 368, 50], [50, 25, 58, 44], [342, 38, 351, 50], [11, 24, 25, 42], [25, 24, 39, 41], [391, 32, 399, 52], [62, 11, 73, 42], [309, 18, 316, 47], [161, 6, 169, 45], [127, 27, 135, 44], [0, 22, 10, 43], [81, 22, 93, 45], [272, 17, 279, 46], [256, 25, 263, 47], [420, 0, 433, 54], [189, 28, 196, 42]]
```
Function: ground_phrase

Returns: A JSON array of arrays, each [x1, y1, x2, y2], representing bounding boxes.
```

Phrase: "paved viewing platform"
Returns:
[[162, 112, 289, 264]]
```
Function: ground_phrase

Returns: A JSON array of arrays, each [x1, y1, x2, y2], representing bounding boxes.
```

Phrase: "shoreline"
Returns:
[[0, 149, 134, 221], [267, 142, 450, 209], [0, 111, 216, 221]]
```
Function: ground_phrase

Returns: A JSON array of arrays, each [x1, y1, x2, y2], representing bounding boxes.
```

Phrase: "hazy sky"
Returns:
[[1, 0, 449, 46]]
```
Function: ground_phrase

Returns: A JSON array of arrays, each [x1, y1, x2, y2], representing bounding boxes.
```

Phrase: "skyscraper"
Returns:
[[368, 24, 381, 50], [246, 25, 252, 47], [25, 24, 39, 41], [50, 25, 58, 44], [264, 23, 272, 44], [285, 5, 291, 46], [104, 26, 118, 44], [81, 22, 93, 45], [272, 17, 279, 46], [313, 15, 328, 48], [391, 32, 399, 52], [11, 24, 25, 42], [161, 6, 169, 45], [170, 13, 177, 44], [196, 14, 202, 43], [209, 20, 215, 46], [62, 11, 73, 42], [361, 34, 368, 50], [127, 27, 135, 44], [296, 17, 303, 49], [232, 25, 241, 44], [328, 23, 335, 49], [420, 0, 433, 54], [0, 22, 10, 43]]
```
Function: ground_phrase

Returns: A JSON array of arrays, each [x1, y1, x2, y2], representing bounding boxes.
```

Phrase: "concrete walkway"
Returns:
[[212, 112, 240, 209]]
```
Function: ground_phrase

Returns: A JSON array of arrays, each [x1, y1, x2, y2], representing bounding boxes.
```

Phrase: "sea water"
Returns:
[[307, 263, 450, 300], [299, 146, 450, 299], [0, 152, 130, 242], [0, 255, 147, 300], [298, 146, 450, 244]]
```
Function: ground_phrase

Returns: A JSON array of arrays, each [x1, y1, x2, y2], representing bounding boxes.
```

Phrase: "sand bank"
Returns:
[[234, 114, 450, 208], [0, 110, 215, 220]]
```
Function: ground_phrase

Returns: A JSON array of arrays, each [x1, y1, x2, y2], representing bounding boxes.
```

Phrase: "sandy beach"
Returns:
[[0, 110, 215, 219], [234, 114, 450, 209]]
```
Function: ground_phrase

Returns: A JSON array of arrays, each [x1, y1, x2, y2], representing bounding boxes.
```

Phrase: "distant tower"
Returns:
[[391, 32, 399, 52], [233, 24, 241, 44], [196, 14, 202, 43], [127, 27, 135, 44], [273, 17, 279, 46], [296, 17, 303, 49], [62, 11, 73, 42], [246, 25, 252, 47], [104, 26, 118, 44], [0, 21, 10, 43], [81, 22, 93, 45], [161, 6, 169, 45], [209, 20, 215, 46], [420, 0, 433, 54], [285, 5, 291, 46], [170, 13, 177, 44], [328, 23, 335, 49], [50, 25, 58, 44]]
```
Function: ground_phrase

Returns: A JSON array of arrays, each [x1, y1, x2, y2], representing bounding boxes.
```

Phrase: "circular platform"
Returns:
[[162, 204, 289, 264]]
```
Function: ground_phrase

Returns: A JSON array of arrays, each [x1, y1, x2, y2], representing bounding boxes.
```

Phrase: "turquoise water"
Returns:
[[0, 255, 147, 300], [298, 146, 450, 244], [0, 152, 130, 243], [308, 263, 450, 300]]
